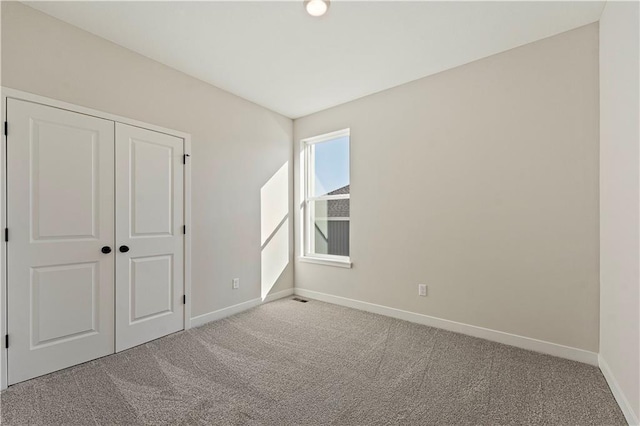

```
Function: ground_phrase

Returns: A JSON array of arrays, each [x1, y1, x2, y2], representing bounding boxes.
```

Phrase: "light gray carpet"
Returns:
[[0, 298, 626, 425]]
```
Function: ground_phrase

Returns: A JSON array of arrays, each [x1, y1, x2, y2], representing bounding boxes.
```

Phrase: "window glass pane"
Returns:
[[312, 136, 350, 197], [311, 199, 350, 256]]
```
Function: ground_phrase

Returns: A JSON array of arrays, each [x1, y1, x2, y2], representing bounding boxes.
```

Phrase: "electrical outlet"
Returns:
[[232, 278, 240, 289], [418, 284, 427, 297]]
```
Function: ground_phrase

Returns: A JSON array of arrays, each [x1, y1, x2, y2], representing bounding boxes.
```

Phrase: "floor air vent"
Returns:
[[292, 297, 308, 303]]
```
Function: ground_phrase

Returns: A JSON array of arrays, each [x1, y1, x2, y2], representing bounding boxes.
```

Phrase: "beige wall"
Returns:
[[1, 2, 294, 318], [294, 24, 600, 351], [599, 1, 640, 422]]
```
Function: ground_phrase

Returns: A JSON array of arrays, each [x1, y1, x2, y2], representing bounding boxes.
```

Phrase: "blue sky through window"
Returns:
[[314, 136, 349, 196]]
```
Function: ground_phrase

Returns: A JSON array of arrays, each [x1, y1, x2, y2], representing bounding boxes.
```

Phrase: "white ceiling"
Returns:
[[26, 1, 605, 119]]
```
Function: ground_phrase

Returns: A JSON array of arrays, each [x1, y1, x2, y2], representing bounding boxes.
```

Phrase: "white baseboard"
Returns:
[[263, 288, 295, 303], [294, 288, 598, 366], [599, 355, 639, 426], [190, 288, 294, 328]]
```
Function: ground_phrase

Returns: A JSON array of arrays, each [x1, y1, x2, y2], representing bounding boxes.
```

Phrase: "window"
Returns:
[[301, 129, 351, 267]]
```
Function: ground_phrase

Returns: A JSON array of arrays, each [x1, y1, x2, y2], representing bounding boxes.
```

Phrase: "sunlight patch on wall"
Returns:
[[260, 163, 289, 246], [260, 162, 290, 300], [261, 218, 289, 300]]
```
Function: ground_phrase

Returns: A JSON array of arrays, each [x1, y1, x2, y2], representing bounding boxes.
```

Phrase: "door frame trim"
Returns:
[[0, 87, 193, 390]]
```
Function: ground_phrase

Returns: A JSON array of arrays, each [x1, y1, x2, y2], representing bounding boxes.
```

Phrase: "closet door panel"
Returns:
[[115, 123, 184, 352], [6, 99, 115, 384]]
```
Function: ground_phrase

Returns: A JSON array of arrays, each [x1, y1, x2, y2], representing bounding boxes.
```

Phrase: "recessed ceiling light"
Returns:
[[305, 0, 329, 17]]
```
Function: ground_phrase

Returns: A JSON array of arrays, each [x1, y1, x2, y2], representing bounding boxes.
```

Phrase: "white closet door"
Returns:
[[7, 99, 115, 385], [115, 123, 184, 352]]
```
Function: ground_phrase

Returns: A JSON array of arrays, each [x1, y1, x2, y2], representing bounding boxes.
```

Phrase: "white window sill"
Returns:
[[298, 256, 352, 269]]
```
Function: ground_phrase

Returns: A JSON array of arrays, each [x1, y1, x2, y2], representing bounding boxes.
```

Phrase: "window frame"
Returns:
[[300, 128, 352, 268]]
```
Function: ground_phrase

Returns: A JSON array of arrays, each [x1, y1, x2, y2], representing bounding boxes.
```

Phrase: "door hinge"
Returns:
[[183, 225, 186, 235], [4, 228, 8, 242], [5, 334, 8, 349], [183, 153, 190, 165], [183, 295, 186, 305], [4, 121, 7, 136]]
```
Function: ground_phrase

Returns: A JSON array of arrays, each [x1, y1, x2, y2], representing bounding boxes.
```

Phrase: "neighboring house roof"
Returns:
[[327, 185, 349, 218], [328, 185, 350, 196]]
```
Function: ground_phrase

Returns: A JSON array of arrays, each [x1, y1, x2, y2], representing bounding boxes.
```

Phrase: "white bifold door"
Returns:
[[6, 99, 185, 385], [115, 123, 184, 352], [7, 99, 116, 385]]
